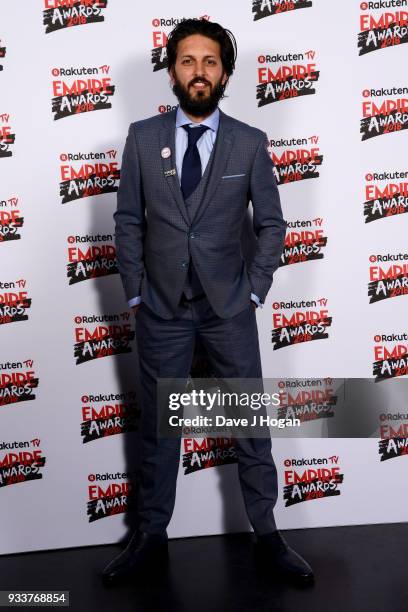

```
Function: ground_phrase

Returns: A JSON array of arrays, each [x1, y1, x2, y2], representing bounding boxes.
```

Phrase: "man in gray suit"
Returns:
[[102, 19, 313, 586]]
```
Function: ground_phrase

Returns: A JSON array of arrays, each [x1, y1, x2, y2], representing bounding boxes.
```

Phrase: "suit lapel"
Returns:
[[158, 108, 235, 227], [191, 109, 235, 225], [158, 110, 190, 226]]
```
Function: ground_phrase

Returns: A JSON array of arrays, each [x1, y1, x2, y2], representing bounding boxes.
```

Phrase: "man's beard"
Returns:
[[172, 75, 226, 117]]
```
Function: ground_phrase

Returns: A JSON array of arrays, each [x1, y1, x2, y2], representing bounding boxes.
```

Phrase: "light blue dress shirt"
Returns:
[[175, 106, 219, 183], [128, 106, 262, 309]]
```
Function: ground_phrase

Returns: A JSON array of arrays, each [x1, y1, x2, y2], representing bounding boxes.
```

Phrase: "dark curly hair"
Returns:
[[166, 18, 237, 85]]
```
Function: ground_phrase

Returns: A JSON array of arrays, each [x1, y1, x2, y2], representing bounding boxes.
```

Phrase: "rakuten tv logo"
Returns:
[[151, 15, 210, 72], [0, 113, 15, 158], [59, 150, 119, 204], [43, 0, 108, 34], [87, 471, 134, 522], [253, 0, 312, 21], [368, 253, 408, 303], [0, 196, 23, 242], [283, 455, 343, 506], [279, 218, 326, 267], [81, 390, 140, 443], [361, 87, 408, 140], [373, 332, 408, 382], [358, 5, 408, 55], [66, 233, 117, 284], [257, 50, 319, 107], [364, 170, 408, 222], [158, 104, 177, 114], [73, 313, 135, 364], [51, 65, 114, 120], [182, 437, 237, 474], [0, 359, 39, 407], [269, 135, 323, 184], [0, 279, 31, 325], [379, 412, 408, 461], [277, 378, 337, 422], [0, 438, 45, 488], [0, 38, 6, 71], [272, 298, 332, 350]]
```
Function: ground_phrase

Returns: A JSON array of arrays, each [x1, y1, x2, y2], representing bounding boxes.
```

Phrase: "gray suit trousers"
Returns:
[[135, 293, 278, 536]]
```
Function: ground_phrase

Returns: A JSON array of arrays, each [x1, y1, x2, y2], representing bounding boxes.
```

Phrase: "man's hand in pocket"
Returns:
[[132, 304, 141, 316]]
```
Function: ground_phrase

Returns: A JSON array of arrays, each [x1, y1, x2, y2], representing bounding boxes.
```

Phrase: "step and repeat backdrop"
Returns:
[[1, 0, 408, 555]]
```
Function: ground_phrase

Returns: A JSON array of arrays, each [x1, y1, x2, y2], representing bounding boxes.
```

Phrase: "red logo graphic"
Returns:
[[59, 150, 120, 204], [269, 136, 323, 184], [51, 65, 115, 119], [87, 478, 133, 521], [74, 313, 135, 364], [368, 253, 408, 303], [364, 173, 408, 222], [182, 437, 237, 474], [279, 218, 327, 266], [253, 0, 313, 21], [283, 455, 343, 505], [43, 0, 108, 34], [0, 197, 23, 242], [361, 89, 408, 140], [359, 9, 408, 55], [0, 113, 15, 158], [257, 51, 319, 107], [272, 299, 332, 350]]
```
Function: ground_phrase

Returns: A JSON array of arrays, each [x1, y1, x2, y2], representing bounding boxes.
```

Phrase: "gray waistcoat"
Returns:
[[182, 144, 217, 299]]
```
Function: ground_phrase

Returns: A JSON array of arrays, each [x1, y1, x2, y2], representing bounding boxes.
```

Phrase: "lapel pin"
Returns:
[[161, 147, 171, 159], [164, 169, 176, 177]]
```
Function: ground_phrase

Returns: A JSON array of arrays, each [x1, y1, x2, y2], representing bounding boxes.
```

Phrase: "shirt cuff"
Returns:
[[250, 293, 263, 308], [129, 295, 261, 308], [128, 296, 141, 308]]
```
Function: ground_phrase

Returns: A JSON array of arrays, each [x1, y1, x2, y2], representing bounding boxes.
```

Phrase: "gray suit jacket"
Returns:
[[113, 108, 287, 320]]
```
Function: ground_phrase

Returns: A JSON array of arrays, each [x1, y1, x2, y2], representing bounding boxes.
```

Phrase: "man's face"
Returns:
[[170, 34, 228, 117]]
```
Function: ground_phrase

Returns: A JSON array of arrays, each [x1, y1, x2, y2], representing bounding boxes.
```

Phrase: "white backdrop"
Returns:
[[1, 0, 408, 555]]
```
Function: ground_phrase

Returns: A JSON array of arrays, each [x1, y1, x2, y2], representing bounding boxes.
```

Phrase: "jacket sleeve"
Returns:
[[113, 123, 146, 302], [247, 132, 287, 303]]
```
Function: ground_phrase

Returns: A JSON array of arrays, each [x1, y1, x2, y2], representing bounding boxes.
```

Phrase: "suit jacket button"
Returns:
[[181, 261, 188, 268]]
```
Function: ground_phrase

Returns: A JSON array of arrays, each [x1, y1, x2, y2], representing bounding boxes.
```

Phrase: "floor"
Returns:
[[1, 523, 406, 612]]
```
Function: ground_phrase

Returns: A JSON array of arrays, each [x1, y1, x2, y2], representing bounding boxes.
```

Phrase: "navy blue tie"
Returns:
[[181, 125, 210, 200]]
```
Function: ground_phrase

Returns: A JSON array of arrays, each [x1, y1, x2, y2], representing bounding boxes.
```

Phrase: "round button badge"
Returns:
[[161, 147, 171, 159]]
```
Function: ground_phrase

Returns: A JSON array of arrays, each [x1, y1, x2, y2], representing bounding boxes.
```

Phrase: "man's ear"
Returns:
[[221, 71, 228, 86], [169, 67, 176, 86]]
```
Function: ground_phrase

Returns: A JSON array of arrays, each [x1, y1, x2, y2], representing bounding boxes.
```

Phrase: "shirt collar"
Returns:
[[175, 105, 219, 132]]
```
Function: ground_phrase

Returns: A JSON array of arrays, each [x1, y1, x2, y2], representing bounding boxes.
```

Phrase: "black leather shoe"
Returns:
[[101, 530, 168, 587], [255, 531, 314, 585]]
